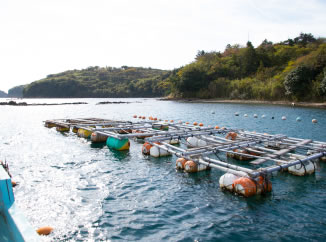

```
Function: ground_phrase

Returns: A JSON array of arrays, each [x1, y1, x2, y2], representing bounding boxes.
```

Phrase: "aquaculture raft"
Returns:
[[44, 117, 326, 197]]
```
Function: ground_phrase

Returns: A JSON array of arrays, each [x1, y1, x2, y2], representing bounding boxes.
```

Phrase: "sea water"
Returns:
[[1, 98, 326, 241]]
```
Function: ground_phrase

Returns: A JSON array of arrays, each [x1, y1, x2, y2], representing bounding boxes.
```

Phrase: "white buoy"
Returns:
[[150, 145, 171, 157], [235, 112, 239, 116], [244, 114, 248, 117], [312, 119, 318, 123], [282, 116, 286, 120], [253, 114, 258, 118], [288, 161, 315, 176], [219, 173, 239, 191], [261, 114, 266, 118], [296, 117, 302, 122], [186, 137, 207, 147]]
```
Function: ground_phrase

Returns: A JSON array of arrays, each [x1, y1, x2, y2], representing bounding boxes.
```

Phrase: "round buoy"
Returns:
[[11, 180, 17, 187], [154, 117, 157, 121], [142, 142, 153, 155], [219, 173, 239, 191], [282, 116, 286, 120], [142, 116, 146, 119], [170, 120, 174, 123], [211, 111, 215, 114], [296, 117, 302, 122], [133, 115, 137, 118], [184, 160, 198, 173], [225, 132, 237, 140], [244, 114, 248, 117], [215, 126, 219, 129], [235, 112, 239, 116], [178, 121, 182, 124], [233, 177, 257, 197], [312, 119, 317, 123], [185, 122, 189, 125], [193, 122, 198, 126], [138, 116, 142, 119], [199, 123, 203, 127], [36, 226, 53, 236], [176, 158, 187, 170], [253, 114, 258, 118], [261, 114, 266, 118], [271, 116, 274, 119]]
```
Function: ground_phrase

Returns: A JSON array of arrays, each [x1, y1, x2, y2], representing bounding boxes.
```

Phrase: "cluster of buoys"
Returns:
[[235, 112, 318, 123], [219, 173, 272, 197], [225, 132, 237, 140], [175, 158, 210, 172], [142, 142, 171, 157]]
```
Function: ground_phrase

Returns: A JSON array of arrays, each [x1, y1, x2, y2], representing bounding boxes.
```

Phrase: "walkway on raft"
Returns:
[[44, 117, 326, 197]]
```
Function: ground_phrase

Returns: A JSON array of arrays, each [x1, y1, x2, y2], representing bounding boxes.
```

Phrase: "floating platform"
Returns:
[[44, 117, 326, 197]]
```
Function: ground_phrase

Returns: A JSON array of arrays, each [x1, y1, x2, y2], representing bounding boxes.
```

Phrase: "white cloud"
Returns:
[[0, 0, 325, 92]]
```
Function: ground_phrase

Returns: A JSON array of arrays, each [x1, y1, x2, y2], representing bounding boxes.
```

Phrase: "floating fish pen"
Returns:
[[44, 117, 326, 197]]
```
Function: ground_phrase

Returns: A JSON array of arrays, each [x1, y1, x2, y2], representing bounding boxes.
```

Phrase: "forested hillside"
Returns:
[[167, 33, 326, 101], [20, 33, 326, 101], [23, 66, 170, 98]]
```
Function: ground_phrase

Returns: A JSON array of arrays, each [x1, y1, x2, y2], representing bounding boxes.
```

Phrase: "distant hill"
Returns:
[[0, 90, 8, 97], [23, 66, 171, 98], [167, 33, 326, 102], [8, 85, 25, 98]]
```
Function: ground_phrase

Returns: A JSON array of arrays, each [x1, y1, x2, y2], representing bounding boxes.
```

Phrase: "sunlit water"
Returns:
[[1, 98, 326, 241]]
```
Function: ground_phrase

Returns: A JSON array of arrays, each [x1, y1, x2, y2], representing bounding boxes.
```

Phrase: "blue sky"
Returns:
[[0, 0, 325, 92]]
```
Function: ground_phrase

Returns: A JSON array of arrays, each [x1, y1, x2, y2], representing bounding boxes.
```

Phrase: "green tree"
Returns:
[[284, 65, 312, 99]]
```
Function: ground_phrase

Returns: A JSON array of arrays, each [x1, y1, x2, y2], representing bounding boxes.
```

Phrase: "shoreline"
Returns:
[[160, 98, 326, 108]]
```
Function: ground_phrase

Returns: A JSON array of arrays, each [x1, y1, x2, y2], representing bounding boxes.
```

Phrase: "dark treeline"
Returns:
[[23, 66, 170, 98], [168, 33, 326, 101], [12, 33, 326, 101]]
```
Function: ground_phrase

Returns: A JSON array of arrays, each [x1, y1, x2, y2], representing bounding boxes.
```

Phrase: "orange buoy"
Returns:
[[142, 116, 146, 119], [215, 126, 219, 129], [170, 120, 174, 123], [133, 115, 137, 118], [36, 226, 53, 236], [153, 117, 157, 121], [233, 177, 257, 197], [142, 142, 153, 155], [184, 160, 197, 172], [199, 123, 203, 126], [184, 160, 209, 172], [165, 120, 168, 122], [193, 122, 198, 126], [185, 122, 189, 125], [225, 132, 237, 140], [11, 180, 17, 187], [176, 158, 187, 170]]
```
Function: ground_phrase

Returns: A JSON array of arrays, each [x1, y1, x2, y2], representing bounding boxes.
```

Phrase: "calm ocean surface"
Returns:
[[1, 98, 326, 241]]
